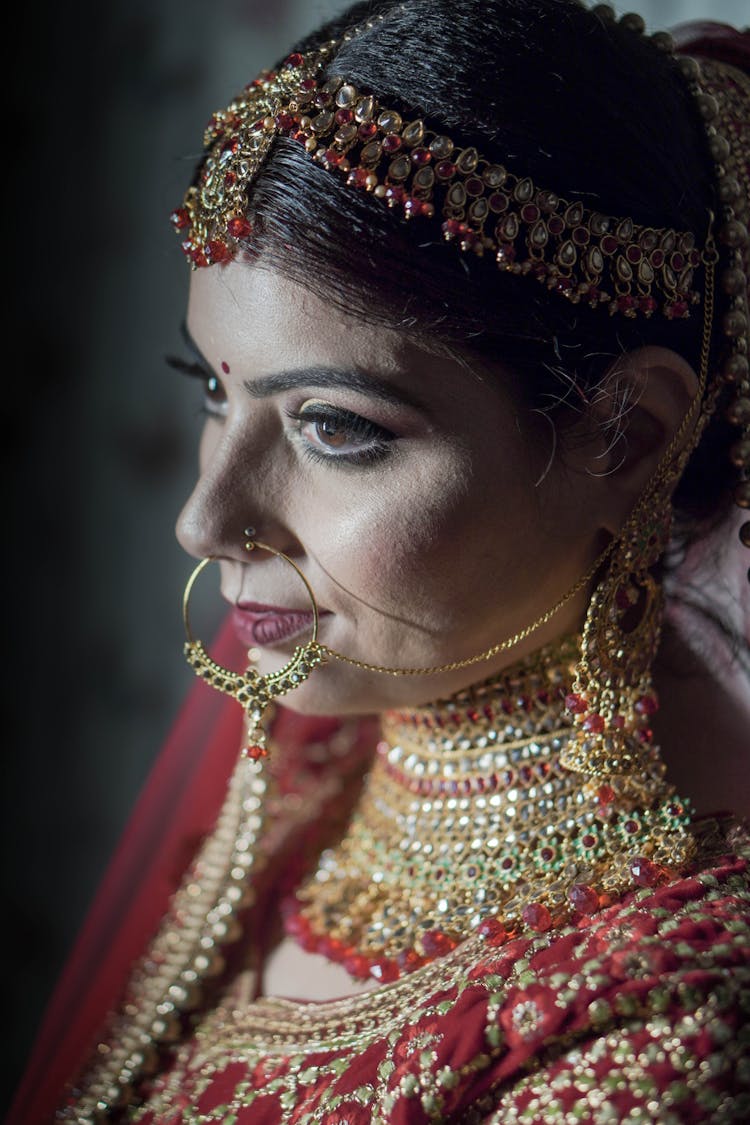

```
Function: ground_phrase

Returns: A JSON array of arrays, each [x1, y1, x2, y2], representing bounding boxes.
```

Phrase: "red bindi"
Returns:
[[221, 360, 230, 374]]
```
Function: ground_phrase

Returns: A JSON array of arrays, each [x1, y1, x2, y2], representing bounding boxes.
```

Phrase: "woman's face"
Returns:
[[177, 261, 608, 713]]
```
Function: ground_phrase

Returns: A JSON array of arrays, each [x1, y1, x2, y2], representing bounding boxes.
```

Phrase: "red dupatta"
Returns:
[[8, 621, 352, 1125]]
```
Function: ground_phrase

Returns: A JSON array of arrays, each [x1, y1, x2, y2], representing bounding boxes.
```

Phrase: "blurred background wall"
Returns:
[[4, 0, 747, 1107]]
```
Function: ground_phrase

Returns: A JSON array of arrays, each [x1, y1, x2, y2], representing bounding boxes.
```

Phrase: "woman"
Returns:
[[10, 1, 750, 1121]]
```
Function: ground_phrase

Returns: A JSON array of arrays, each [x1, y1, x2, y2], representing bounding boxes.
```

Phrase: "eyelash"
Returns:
[[167, 355, 396, 466], [285, 404, 395, 467], [167, 356, 227, 416]]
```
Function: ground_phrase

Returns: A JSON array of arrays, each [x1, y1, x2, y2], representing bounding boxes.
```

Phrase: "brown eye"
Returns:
[[287, 402, 396, 466], [315, 418, 348, 447]]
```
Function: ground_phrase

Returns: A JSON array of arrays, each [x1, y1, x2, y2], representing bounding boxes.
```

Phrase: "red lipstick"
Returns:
[[232, 601, 328, 647]]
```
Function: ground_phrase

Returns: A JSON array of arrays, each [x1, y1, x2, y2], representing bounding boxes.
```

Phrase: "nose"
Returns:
[[176, 422, 290, 563]]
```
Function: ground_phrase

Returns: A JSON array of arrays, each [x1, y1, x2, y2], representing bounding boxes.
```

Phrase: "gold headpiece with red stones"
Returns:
[[172, 40, 705, 320]]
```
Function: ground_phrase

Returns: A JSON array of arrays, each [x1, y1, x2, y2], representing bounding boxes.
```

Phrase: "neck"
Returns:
[[284, 634, 694, 983]]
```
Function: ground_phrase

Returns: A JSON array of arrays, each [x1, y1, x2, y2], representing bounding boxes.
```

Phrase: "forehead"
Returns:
[[185, 260, 524, 437], [188, 260, 415, 376]]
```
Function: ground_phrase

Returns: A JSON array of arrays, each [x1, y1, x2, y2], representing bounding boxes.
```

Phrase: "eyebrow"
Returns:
[[180, 320, 425, 410]]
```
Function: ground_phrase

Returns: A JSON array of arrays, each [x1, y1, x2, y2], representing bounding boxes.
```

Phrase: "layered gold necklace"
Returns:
[[283, 635, 695, 982]]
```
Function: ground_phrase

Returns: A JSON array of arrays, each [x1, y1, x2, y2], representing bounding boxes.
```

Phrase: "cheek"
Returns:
[[302, 443, 536, 631]]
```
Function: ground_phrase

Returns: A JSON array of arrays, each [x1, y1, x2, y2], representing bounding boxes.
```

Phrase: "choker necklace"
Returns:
[[282, 635, 695, 983]]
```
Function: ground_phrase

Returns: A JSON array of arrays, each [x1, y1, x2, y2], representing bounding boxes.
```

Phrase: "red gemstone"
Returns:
[[207, 239, 231, 263], [548, 215, 565, 234], [325, 937, 347, 962], [521, 902, 552, 932], [478, 917, 508, 944], [556, 277, 574, 293], [651, 249, 665, 267], [569, 884, 599, 915], [170, 207, 190, 230], [435, 159, 456, 179], [666, 299, 688, 319], [246, 744, 267, 760], [227, 216, 252, 239], [601, 235, 618, 254], [396, 949, 426, 973], [411, 147, 432, 166], [625, 245, 642, 263], [489, 192, 509, 211], [347, 167, 369, 188], [521, 203, 540, 222], [581, 834, 596, 848], [421, 930, 457, 957], [572, 226, 591, 245], [370, 958, 399, 983], [442, 218, 462, 237], [624, 819, 639, 834], [635, 694, 658, 715], [284, 52, 304, 68], [358, 122, 378, 139], [582, 713, 605, 733], [274, 112, 296, 131], [335, 108, 354, 124], [299, 78, 317, 91], [382, 134, 403, 153], [616, 294, 635, 312], [300, 929, 319, 952], [465, 176, 484, 196], [672, 253, 685, 270], [565, 693, 588, 714], [325, 148, 343, 166], [640, 296, 657, 314], [629, 856, 662, 887], [497, 244, 516, 263], [598, 784, 615, 805], [290, 129, 309, 145], [343, 953, 372, 979]]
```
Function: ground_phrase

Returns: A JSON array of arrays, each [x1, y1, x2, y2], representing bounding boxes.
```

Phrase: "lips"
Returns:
[[232, 602, 327, 647]]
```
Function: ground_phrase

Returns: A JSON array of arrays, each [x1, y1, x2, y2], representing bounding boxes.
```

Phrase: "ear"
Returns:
[[565, 345, 700, 536]]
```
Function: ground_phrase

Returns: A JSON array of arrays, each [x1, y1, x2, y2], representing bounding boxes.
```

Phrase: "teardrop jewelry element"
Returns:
[[182, 539, 327, 757]]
